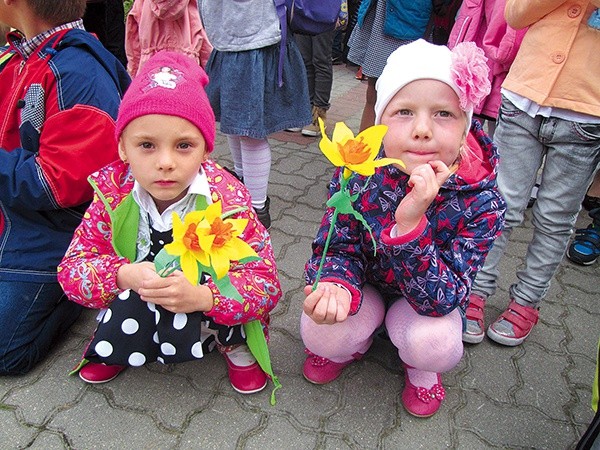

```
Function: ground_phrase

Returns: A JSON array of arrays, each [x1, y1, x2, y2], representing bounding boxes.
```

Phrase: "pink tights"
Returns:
[[300, 285, 464, 388]]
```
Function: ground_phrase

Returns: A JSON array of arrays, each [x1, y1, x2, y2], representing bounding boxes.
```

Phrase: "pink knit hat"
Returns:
[[115, 51, 216, 152]]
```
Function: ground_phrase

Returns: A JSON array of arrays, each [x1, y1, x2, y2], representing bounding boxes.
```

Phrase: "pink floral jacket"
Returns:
[[57, 159, 281, 330]]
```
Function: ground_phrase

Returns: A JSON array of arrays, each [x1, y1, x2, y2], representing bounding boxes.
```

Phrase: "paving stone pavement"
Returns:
[[1, 64, 599, 450]]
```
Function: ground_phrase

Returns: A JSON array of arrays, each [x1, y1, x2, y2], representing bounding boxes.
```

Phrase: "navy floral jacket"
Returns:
[[305, 120, 506, 317]]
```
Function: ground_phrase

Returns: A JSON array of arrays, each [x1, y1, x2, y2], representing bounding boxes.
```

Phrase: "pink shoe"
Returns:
[[218, 344, 268, 394], [463, 292, 486, 344], [401, 365, 445, 418], [79, 362, 126, 384], [302, 349, 361, 384], [487, 299, 539, 346]]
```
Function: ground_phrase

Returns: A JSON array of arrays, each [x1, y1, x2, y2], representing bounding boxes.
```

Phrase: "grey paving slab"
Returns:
[[1, 64, 598, 450]]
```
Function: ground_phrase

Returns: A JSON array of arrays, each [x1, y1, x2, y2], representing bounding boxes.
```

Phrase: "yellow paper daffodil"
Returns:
[[318, 118, 404, 179], [163, 210, 208, 285], [164, 201, 258, 283]]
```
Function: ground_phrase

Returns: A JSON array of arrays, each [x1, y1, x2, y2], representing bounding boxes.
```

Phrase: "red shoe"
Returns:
[[462, 292, 486, 344], [218, 344, 267, 394], [79, 362, 126, 384], [401, 365, 445, 418], [302, 349, 361, 384], [487, 299, 539, 346]]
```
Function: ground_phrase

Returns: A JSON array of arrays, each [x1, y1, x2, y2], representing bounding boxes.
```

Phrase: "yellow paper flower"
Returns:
[[318, 118, 404, 179], [165, 202, 258, 283]]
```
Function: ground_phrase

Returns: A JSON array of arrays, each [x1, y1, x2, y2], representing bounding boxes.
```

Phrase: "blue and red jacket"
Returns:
[[0, 28, 130, 282], [305, 120, 506, 318]]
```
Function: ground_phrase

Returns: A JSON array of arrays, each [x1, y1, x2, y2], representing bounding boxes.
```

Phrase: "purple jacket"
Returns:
[[305, 120, 506, 318]]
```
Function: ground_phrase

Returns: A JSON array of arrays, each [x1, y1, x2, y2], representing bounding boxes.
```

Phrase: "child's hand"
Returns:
[[303, 282, 351, 324], [116, 261, 157, 293], [394, 160, 452, 234], [138, 270, 213, 314]]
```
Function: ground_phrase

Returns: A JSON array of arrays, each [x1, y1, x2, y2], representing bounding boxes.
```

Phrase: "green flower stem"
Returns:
[[312, 172, 350, 291]]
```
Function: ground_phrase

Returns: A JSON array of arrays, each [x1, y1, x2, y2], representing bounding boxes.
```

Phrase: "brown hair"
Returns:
[[27, 0, 86, 27]]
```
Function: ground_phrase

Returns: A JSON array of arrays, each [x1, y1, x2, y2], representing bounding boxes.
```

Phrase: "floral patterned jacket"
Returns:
[[58, 159, 281, 329], [305, 120, 506, 318]]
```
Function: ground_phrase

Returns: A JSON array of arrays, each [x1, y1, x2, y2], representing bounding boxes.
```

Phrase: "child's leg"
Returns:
[[239, 136, 271, 210], [226, 135, 244, 179], [300, 284, 385, 362], [385, 299, 463, 388]]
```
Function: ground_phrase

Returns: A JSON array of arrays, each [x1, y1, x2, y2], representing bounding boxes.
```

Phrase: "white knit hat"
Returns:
[[374, 39, 491, 132]]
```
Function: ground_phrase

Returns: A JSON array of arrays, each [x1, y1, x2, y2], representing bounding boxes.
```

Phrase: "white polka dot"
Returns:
[[121, 318, 139, 335], [154, 310, 161, 325], [161, 342, 176, 355], [118, 289, 131, 300], [128, 352, 146, 366], [157, 356, 165, 364], [191, 342, 203, 358], [173, 313, 188, 330], [147, 302, 156, 312], [150, 252, 155, 257], [153, 331, 159, 344], [95, 341, 113, 357], [158, 240, 164, 245], [102, 309, 112, 323]]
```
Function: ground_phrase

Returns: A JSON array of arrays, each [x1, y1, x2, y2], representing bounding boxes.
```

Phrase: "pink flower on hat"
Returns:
[[450, 42, 491, 111]]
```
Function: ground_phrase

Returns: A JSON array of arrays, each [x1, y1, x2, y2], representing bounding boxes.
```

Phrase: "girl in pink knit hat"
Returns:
[[58, 51, 281, 396]]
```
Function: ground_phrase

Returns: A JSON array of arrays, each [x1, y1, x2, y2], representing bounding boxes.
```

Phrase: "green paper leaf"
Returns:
[[213, 272, 280, 404], [154, 248, 180, 277]]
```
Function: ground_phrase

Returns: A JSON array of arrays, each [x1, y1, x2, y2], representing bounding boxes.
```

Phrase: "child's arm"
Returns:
[[505, 0, 567, 29], [380, 190, 505, 316], [304, 168, 371, 315], [197, 170, 282, 327]]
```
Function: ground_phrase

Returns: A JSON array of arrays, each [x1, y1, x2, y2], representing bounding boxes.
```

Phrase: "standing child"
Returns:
[[199, 0, 312, 229], [462, 0, 600, 346], [58, 51, 281, 395], [346, 0, 433, 131], [125, 0, 213, 76], [301, 39, 505, 417]]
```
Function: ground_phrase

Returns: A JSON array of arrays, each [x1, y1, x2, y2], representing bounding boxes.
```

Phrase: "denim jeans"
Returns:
[[0, 281, 82, 375], [473, 96, 600, 306], [295, 30, 335, 109]]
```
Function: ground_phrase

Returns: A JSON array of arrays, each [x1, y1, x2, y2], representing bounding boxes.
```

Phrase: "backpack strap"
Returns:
[[273, 0, 287, 87]]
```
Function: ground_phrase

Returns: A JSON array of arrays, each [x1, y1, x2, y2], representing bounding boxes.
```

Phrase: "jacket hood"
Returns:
[[54, 29, 130, 97], [446, 119, 498, 193]]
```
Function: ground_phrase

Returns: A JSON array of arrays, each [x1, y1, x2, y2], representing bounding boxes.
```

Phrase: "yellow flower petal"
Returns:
[[210, 249, 231, 280], [331, 121, 354, 143], [356, 124, 388, 159], [223, 238, 258, 261], [180, 251, 199, 285], [204, 201, 222, 222]]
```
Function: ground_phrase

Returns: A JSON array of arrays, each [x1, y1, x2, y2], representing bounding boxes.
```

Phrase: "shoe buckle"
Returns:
[[416, 384, 446, 403]]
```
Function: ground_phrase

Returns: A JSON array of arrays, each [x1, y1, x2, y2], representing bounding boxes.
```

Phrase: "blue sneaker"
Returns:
[[567, 208, 600, 265]]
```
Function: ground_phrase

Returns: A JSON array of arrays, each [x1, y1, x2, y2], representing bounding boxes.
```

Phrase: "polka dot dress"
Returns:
[[84, 226, 245, 366]]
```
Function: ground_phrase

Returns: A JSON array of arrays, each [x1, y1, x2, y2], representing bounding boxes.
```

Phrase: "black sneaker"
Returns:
[[255, 197, 271, 230]]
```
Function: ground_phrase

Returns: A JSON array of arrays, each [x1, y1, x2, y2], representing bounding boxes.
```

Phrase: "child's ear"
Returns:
[[117, 140, 127, 163]]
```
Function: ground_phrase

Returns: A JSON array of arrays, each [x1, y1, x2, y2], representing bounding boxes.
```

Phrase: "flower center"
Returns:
[[210, 217, 234, 248], [339, 137, 370, 165], [183, 223, 201, 251]]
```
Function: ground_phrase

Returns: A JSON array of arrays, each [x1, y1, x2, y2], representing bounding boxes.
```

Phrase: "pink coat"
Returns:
[[448, 0, 527, 119], [125, 0, 213, 76]]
